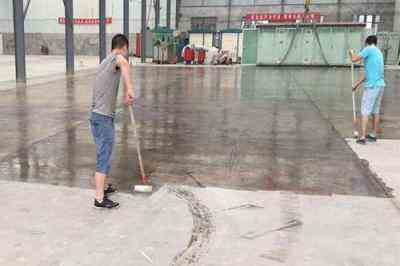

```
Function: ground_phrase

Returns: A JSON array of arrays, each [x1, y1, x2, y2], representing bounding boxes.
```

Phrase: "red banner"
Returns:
[[245, 12, 320, 22], [58, 17, 113, 25]]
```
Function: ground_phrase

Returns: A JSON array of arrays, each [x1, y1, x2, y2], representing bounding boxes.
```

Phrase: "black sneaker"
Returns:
[[366, 134, 377, 142], [94, 197, 120, 209], [104, 184, 117, 195], [356, 138, 367, 145]]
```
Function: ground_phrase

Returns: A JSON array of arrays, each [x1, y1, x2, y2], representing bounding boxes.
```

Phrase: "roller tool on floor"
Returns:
[[350, 59, 359, 138], [129, 105, 153, 193]]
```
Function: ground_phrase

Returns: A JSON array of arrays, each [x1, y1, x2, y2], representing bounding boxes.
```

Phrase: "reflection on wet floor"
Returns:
[[1, 66, 399, 196]]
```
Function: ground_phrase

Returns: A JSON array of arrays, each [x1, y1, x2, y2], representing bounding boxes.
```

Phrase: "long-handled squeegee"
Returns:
[[351, 60, 359, 138], [129, 105, 153, 193]]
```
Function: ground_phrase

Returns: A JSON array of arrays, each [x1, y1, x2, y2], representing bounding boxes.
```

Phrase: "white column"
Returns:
[[394, 0, 400, 32]]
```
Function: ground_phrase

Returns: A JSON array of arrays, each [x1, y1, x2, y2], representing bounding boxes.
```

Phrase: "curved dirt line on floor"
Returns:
[[168, 187, 215, 266]]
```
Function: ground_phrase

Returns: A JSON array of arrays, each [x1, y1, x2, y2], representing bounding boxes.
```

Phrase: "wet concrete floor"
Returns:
[[1, 66, 399, 196]]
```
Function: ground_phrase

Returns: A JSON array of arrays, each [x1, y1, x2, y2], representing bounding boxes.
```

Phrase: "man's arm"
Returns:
[[349, 49, 363, 63], [353, 71, 365, 91], [116, 54, 134, 105]]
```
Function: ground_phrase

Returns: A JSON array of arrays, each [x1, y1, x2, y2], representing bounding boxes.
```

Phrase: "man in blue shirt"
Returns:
[[350, 35, 385, 145]]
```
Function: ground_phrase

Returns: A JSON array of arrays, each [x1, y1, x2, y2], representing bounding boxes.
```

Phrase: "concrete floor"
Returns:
[[0, 55, 99, 91], [1, 66, 397, 195], [1, 64, 400, 265]]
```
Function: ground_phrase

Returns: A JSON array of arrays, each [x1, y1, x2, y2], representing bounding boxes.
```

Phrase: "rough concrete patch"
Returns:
[[358, 159, 395, 198], [168, 186, 215, 266]]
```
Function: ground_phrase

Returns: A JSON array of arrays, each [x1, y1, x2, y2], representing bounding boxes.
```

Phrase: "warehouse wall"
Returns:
[[179, 0, 395, 32], [0, 0, 176, 55]]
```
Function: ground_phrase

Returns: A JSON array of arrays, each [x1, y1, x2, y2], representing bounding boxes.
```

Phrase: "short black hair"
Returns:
[[365, 35, 377, 46], [111, 34, 129, 50]]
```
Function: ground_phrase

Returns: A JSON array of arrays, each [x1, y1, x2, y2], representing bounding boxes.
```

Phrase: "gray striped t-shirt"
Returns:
[[91, 52, 121, 117]]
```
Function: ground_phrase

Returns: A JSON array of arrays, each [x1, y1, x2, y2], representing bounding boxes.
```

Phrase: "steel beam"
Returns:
[[227, 0, 232, 29], [395, 0, 400, 32], [166, 0, 171, 28], [337, 0, 342, 22], [99, 0, 106, 63], [141, 0, 146, 63], [176, 0, 181, 29], [155, 0, 160, 29], [64, 0, 74, 75], [12, 0, 26, 82], [123, 0, 129, 38]]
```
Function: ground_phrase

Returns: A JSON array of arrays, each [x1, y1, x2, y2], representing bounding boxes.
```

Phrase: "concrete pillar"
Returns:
[[394, 0, 400, 32], [227, 0, 232, 29], [155, 0, 160, 29], [12, 0, 26, 83], [176, 0, 181, 29], [337, 0, 342, 22], [64, 0, 74, 75], [123, 0, 129, 38], [99, 0, 106, 63], [166, 0, 171, 29], [141, 0, 146, 63]]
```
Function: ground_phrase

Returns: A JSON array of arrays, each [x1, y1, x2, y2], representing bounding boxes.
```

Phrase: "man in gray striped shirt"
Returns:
[[90, 34, 134, 209]]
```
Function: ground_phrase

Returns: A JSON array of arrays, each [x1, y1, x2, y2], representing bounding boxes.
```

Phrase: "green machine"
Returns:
[[377, 32, 400, 65], [242, 23, 366, 66], [152, 27, 177, 64]]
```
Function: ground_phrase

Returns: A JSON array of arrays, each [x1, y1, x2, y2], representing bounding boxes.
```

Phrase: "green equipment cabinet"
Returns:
[[242, 29, 258, 64], [152, 27, 176, 64], [242, 23, 366, 66], [377, 32, 400, 65]]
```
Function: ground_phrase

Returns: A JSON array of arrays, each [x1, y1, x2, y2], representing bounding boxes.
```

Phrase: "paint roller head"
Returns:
[[132, 175, 153, 193], [133, 184, 153, 193]]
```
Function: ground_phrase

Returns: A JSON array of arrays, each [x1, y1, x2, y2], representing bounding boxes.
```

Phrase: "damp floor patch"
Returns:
[[1, 66, 399, 197]]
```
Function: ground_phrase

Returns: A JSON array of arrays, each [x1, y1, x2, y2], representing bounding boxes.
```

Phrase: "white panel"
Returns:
[[222, 33, 241, 62], [284, 0, 304, 4], [182, 0, 203, 6], [190, 33, 204, 46], [205, 0, 228, 5], [204, 33, 213, 48], [0, 34, 3, 54], [0, 1, 13, 33], [238, 32, 243, 58], [232, 0, 253, 5], [0, 0, 12, 19], [222, 33, 235, 51], [255, 0, 281, 4]]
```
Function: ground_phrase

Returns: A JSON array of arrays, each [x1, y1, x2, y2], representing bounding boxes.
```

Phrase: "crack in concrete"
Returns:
[[168, 187, 214, 266], [223, 203, 264, 211], [358, 159, 400, 213], [241, 219, 303, 240], [184, 171, 206, 188]]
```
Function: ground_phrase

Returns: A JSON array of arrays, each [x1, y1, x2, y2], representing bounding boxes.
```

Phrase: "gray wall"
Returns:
[[1, 33, 137, 56], [178, 0, 395, 32], [0, 0, 177, 34]]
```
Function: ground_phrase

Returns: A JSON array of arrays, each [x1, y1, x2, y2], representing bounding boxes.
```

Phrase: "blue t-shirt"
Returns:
[[359, 45, 385, 88]]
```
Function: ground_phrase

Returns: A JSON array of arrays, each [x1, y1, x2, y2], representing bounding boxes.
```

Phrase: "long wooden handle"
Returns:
[[351, 61, 355, 89], [350, 60, 357, 121], [129, 105, 146, 179], [352, 91, 357, 121]]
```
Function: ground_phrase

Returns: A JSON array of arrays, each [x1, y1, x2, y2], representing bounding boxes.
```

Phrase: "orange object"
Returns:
[[189, 48, 195, 61], [135, 33, 141, 57], [198, 49, 206, 64], [183, 47, 192, 62]]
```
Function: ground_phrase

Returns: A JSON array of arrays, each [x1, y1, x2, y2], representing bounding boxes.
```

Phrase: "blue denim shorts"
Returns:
[[89, 112, 115, 175], [361, 86, 384, 116]]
